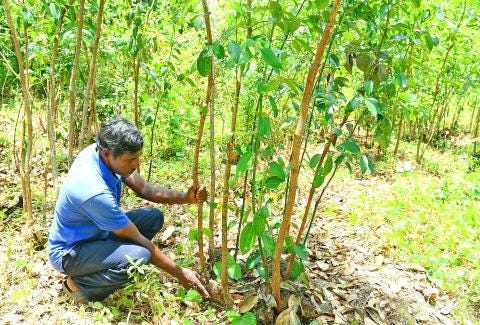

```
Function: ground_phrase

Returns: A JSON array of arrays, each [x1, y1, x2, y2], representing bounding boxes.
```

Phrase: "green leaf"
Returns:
[[335, 154, 347, 166], [185, 289, 203, 302], [346, 94, 362, 113], [21, 7, 35, 27], [213, 41, 225, 59], [192, 16, 204, 30], [365, 97, 382, 118], [240, 222, 257, 254], [213, 261, 221, 278], [314, 0, 329, 10], [261, 48, 282, 69], [232, 312, 256, 325], [313, 166, 325, 188], [269, 1, 283, 19], [236, 151, 252, 175], [261, 234, 275, 257], [396, 72, 408, 88], [423, 32, 434, 51], [356, 53, 372, 72], [360, 155, 369, 174], [182, 318, 193, 325], [294, 244, 309, 260], [291, 261, 305, 279], [265, 176, 283, 189], [49, 3, 60, 20], [374, 118, 392, 148], [258, 116, 271, 138], [324, 154, 333, 175], [329, 53, 340, 67], [269, 162, 286, 180], [268, 96, 278, 117], [364, 80, 374, 96], [246, 253, 261, 269], [368, 158, 374, 174], [196, 48, 211, 77], [228, 262, 242, 280], [252, 207, 268, 236], [359, 155, 374, 174], [188, 229, 198, 241], [228, 40, 242, 63], [309, 154, 321, 169], [337, 139, 360, 154], [242, 312, 257, 325]]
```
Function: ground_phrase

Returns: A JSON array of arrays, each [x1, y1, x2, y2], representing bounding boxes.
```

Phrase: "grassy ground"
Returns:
[[347, 141, 480, 323], [1, 104, 479, 322]]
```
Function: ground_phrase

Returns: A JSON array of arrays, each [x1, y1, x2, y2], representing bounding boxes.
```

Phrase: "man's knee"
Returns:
[[124, 245, 151, 266], [149, 208, 164, 232]]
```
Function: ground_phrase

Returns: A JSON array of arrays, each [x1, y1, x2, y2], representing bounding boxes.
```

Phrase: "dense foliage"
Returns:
[[1, 0, 479, 322]]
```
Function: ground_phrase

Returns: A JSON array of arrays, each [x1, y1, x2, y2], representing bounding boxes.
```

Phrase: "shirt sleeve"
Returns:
[[79, 193, 130, 231]]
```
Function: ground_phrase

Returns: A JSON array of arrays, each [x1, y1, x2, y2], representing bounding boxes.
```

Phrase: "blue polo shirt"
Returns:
[[47, 144, 130, 272]]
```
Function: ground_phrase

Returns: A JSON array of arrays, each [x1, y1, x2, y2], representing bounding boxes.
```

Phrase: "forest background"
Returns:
[[0, 0, 479, 323]]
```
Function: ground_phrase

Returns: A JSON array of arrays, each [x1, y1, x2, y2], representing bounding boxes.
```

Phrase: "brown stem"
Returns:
[[133, 56, 140, 128], [192, 0, 214, 298], [67, 0, 85, 166], [419, 3, 466, 162], [48, 4, 71, 195], [78, 0, 106, 148], [3, 0, 34, 228], [271, 0, 342, 311]]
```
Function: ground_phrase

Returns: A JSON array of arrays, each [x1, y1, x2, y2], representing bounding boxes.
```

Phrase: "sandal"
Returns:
[[62, 278, 88, 304]]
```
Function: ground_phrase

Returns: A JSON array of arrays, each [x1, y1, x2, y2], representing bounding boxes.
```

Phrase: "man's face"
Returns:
[[102, 149, 142, 177]]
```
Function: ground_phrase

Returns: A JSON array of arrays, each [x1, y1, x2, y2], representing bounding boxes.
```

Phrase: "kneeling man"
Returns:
[[48, 116, 208, 303]]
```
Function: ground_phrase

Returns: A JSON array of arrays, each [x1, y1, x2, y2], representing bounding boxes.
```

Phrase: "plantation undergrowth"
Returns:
[[348, 142, 480, 322], [1, 136, 479, 323]]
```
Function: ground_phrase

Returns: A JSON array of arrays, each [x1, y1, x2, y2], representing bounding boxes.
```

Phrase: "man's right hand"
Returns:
[[178, 267, 209, 298]]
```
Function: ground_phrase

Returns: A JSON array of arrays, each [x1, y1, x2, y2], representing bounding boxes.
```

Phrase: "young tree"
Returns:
[[3, 0, 34, 228], [67, 0, 85, 166], [78, 0, 106, 148], [270, 0, 342, 310]]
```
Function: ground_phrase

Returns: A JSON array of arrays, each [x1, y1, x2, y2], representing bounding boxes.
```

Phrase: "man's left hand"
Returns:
[[186, 184, 208, 204]]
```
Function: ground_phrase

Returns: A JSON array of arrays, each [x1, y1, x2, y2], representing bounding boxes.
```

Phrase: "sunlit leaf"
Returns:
[[196, 48, 211, 77], [213, 41, 225, 59], [337, 139, 360, 154], [261, 47, 282, 69], [240, 222, 257, 253], [228, 40, 241, 63]]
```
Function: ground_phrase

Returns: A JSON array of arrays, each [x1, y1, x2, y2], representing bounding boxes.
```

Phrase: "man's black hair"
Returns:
[[97, 116, 143, 157]]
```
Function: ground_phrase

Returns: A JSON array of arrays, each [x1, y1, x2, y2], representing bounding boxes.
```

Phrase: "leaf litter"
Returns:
[[0, 110, 462, 323]]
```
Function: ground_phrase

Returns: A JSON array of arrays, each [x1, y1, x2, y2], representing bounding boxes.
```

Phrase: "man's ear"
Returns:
[[101, 148, 112, 159]]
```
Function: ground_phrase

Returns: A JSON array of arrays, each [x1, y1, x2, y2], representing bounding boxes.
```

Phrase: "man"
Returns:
[[47, 116, 209, 303]]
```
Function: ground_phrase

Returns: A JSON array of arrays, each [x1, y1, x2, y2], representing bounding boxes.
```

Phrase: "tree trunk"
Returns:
[[469, 99, 477, 133], [68, 0, 85, 165], [133, 55, 140, 127], [419, 4, 466, 162], [192, 0, 213, 294], [271, 0, 342, 310], [78, 0, 106, 149], [473, 103, 480, 154], [3, 0, 34, 228], [48, 5, 70, 194]]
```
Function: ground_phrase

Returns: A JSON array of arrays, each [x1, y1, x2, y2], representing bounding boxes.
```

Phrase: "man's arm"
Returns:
[[123, 171, 206, 204], [112, 221, 209, 297]]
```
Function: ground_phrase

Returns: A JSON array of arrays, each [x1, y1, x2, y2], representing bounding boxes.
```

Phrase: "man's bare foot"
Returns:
[[66, 276, 79, 292]]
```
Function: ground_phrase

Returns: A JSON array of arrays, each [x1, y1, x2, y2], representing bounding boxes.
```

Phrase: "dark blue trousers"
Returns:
[[61, 208, 164, 301]]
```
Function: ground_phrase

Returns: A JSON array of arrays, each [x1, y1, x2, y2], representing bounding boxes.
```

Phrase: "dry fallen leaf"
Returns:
[[161, 225, 176, 242], [239, 294, 259, 314]]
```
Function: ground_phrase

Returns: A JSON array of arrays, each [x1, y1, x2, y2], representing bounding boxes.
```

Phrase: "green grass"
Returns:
[[350, 142, 480, 321]]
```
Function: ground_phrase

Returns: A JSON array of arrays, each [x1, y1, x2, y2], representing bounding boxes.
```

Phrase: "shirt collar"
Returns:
[[94, 146, 122, 190]]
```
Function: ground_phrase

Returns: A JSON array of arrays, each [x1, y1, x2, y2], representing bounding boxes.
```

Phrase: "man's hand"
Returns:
[[186, 184, 208, 204], [178, 267, 209, 298]]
